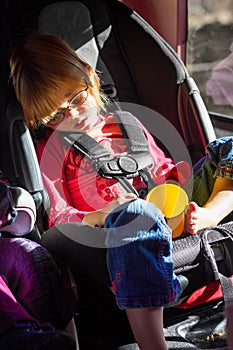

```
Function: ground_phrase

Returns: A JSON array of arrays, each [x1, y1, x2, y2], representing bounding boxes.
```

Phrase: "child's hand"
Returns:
[[104, 193, 137, 215], [82, 193, 137, 227]]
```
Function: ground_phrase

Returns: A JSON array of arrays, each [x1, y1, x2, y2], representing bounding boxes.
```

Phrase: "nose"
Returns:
[[65, 107, 79, 118]]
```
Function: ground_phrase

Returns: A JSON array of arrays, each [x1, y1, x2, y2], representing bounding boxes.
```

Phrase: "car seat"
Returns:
[[8, 0, 217, 160], [3, 0, 217, 201], [0, 0, 49, 242], [2, 0, 232, 349]]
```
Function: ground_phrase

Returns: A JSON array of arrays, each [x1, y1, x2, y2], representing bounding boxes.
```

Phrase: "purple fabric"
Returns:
[[0, 275, 38, 333], [0, 238, 73, 331]]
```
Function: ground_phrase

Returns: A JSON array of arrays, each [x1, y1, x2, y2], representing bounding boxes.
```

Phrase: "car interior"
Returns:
[[1, 0, 232, 349]]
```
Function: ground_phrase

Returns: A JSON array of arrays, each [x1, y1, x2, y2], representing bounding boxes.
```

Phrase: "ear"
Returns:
[[86, 64, 92, 77], [86, 65, 95, 86]]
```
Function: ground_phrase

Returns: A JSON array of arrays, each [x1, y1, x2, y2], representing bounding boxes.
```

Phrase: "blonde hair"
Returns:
[[10, 33, 105, 128]]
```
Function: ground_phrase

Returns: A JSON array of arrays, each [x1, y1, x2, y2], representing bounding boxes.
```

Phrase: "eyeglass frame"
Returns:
[[41, 86, 89, 127]]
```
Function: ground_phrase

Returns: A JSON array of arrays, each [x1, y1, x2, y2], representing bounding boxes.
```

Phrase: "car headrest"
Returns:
[[38, 1, 115, 91]]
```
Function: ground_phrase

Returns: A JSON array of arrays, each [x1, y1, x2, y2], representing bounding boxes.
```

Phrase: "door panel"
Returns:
[[120, 0, 187, 62]]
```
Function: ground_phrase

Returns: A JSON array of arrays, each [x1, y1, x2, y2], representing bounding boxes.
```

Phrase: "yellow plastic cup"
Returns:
[[146, 183, 188, 238]]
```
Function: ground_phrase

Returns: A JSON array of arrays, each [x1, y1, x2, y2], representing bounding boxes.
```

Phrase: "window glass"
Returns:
[[187, 0, 233, 117]]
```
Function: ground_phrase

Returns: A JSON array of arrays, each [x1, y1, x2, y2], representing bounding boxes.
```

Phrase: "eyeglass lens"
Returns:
[[46, 87, 88, 126]]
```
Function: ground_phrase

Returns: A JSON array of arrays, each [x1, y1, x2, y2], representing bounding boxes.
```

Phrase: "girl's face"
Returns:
[[43, 85, 99, 132]]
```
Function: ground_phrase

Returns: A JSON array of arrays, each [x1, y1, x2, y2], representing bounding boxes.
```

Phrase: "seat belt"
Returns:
[[60, 111, 155, 197]]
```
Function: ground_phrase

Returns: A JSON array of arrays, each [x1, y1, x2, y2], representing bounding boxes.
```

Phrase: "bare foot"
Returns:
[[184, 201, 215, 234]]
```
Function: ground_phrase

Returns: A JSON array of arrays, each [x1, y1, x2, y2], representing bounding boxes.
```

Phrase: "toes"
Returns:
[[188, 201, 199, 213]]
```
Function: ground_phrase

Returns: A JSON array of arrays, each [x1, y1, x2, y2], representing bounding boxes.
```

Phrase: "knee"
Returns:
[[105, 198, 170, 248], [105, 198, 165, 228]]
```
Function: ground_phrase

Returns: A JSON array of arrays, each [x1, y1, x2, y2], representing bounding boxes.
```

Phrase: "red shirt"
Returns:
[[36, 114, 190, 228]]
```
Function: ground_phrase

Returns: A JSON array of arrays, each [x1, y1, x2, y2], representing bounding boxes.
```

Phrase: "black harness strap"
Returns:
[[112, 111, 156, 193], [60, 111, 155, 196], [113, 110, 149, 153], [62, 132, 111, 160]]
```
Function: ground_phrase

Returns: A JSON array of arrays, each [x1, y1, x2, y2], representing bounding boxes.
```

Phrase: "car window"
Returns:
[[187, 0, 233, 118]]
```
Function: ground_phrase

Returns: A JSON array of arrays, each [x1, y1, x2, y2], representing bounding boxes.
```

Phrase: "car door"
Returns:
[[121, 0, 233, 137]]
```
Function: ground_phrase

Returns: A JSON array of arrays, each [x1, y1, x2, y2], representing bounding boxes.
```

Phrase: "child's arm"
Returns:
[[82, 193, 137, 227], [185, 177, 233, 234]]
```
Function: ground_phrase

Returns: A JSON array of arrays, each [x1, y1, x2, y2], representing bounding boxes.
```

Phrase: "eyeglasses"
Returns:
[[42, 86, 89, 126]]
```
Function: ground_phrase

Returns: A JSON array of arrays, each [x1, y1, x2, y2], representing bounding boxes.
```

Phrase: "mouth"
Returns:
[[75, 117, 87, 129]]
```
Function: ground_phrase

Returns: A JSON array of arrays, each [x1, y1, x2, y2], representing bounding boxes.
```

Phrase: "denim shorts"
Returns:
[[190, 136, 233, 206], [105, 198, 181, 309]]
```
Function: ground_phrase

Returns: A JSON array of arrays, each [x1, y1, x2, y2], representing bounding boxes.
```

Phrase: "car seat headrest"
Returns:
[[38, 1, 115, 92]]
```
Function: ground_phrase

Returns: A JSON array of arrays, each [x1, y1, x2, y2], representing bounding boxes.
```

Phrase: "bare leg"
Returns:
[[126, 307, 167, 350], [66, 318, 79, 350]]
